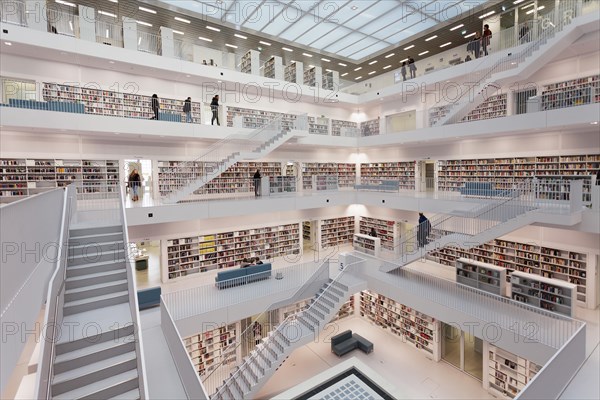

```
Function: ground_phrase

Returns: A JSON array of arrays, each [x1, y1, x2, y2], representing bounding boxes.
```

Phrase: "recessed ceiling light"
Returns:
[[526, 6, 544, 14], [338, 62, 347, 67], [225, 43, 238, 48], [450, 24, 464, 31], [325, 69, 333, 72], [114, 132, 120, 135], [591, 121, 598, 125], [138, 6, 156, 14], [425, 35, 437, 41], [418, 51, 429, 56], [404, 45, 414, 50], [206, 26, 221, 32], [136, 20, 152, 27], [4, 42, 12, 46], [108, 0, 118, 3], [351, 6, 358, 10], [385, 53, 395, 58], [172, 30, 184, 35], [464, 32, 476, 38], [282, 47, 293, 52], [368, 60, 377, 65], [368, 71, 376, 75], [218, 80, 222, 83], [321, 58, 330, 62], [355, 76, 363, 80], [383, 65, 392, 69], [521, 3, 535, 9], [98, 10, 117, 18], [259, 41, 271, 46], [174, 17, 190, 23], [400, 58, 408, 63], [55, 0, 76, 7], [186, 74, 190, 77], [513, 0, 525, 3], [308, 64, 315, 68], [302, 53, 313, 57], [440, 42, 452, 48], [108, 60, 114, 63], [198, 36, 212, 42], [341, 72, 348, 76], [479, 10, 495, 19], [234, 33, 247, 39], [461, 30, 467, 34], [354, 67, 362, 71]]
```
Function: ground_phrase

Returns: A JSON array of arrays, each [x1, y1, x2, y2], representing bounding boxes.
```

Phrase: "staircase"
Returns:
[[432, 3, 593, 127], [50, 224, 142, 399], [163, 116, 304, 204], [211, 279, 353, 400]]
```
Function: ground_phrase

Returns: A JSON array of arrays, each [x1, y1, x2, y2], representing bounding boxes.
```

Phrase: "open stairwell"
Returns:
[[51, 224, 141, 399], [211, 278, 360, 400]]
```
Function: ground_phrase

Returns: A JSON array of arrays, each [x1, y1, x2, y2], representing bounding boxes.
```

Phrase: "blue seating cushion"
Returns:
[[215, 263, 272, 289], [137, 286, 161, 310]]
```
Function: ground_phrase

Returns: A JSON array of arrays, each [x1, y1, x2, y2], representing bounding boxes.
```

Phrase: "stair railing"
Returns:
[[433, 0, 582, 126], [212, 254, 366, 399]]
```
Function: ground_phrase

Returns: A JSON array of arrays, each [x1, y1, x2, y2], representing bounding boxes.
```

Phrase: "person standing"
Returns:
[[400, 62, 407, 81], [253, 169, 262, 197], [408, 57, 416, 79], [472, 32, 482, 58], [183, 97, 192, 123], [370, 227, 377, 237], [482, 24, 492, 56], [253, 321, 262, 346], [210, 95, 220, 126], [417, 212, 431, 248], [151, 94, 160, 120], [128, 169, 141, 201]]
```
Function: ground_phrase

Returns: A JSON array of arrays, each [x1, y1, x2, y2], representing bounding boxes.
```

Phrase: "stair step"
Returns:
[[52, 369, 138, 400], [66, 260, 126, 278], [53, 351, 137, 395], [54, 334, 136, 374], [64, 280, 128, 303], [70, 225, 122, 238], [68, 232, 124, 245], [325, 285, 344, 297], [56, 320, 134, 355], [63, 291, 129, 316], [108, 388, 140, 400], [65, 269, 128, 290], [68, 248, 126, 267], [330, 280, 349, 292], [69, 240, 124, 257], [312, 301, 331, 314]]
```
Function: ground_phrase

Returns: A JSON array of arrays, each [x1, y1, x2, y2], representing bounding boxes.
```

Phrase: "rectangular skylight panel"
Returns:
[[294, 23, 338, 46], [343, 1, 396, 30], [360, 11, 403, 35], [326, 0, 368, 25], [279, 15, 317, 41], [262, 16, 295, 35], [241, 3, 275, 31], [380, 29, 414, 43], [336, 36, 379, 57], [323, 31, 366, 53], [346, 42, 389, 60], [309, 26, 353, 49], [313, 0, 348, 23]]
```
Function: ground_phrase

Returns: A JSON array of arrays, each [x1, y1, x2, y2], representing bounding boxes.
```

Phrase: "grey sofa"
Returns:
[[331, 329, 374, 357], [354, 180, 400, 192], [214, 263, 272, 289]]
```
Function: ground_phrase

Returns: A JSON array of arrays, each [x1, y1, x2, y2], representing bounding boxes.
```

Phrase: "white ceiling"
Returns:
[[158, 0, 491, 61]]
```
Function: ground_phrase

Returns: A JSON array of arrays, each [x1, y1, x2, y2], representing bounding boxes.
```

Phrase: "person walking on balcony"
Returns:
[[211, 95, 220, 126], [183, 97, 192, 123], [253, 169, 262, 197], [417, 212, 431, 248], [408, 57, 416, 79], [400, 62, 407, 81], [128, 169, 141, 201], [151, 94, 160, 120], [482, 24, 492, 56], [470, 32, 482, 59]]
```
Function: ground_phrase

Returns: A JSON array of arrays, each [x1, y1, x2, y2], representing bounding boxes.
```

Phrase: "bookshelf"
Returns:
[[510, 271, 576, 317], [240, 50, 260, 75], [307, 116, 329, 135], [184, 323, 238, 377], [320, 216, 355, 248], [455, 258, 507, 296], [461, 94, 507, 122], [284, 62, 303, 84], [301, 163, 356, 189], [0, 158, 120, 202], [164, 222, 300, 280], [322, 70, 338, 90], [428, 238, 589, 305], [331, 119, 358, 137], [487, 345, 540, 399], [359, 290, 440, 360], [359, 162, 416, 190], [226, 106, 297, 132], [353, 234, 381, 257], [303, 66, 322, 87], [263, 56, 283, 80], [269, 176, 296, 194], [279, 299, 311, 320], [302, 221, 311, 240], [541, 74, 600, 111], [312, 175, 338, 191], [360, 118, 380, 136], [428, 104, 452, 126], [358, 216, 399, 252], [330, 294, 355, 322]]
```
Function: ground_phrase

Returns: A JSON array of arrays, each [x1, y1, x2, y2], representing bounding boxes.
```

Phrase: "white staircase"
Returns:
[[50, 224, 141, 399], [163, 117, 304, 204], [211, 279, 352, 400]]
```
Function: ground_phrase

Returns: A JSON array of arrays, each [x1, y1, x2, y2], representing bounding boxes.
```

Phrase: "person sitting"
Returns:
[[256, 258, 264, 265], [369, 228, 377, 237], [240, 258, 251, 268]]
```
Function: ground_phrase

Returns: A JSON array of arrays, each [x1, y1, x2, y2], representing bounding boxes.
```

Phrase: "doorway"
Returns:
[[442, 323, 484, 381], [125, 159, 153, 200], [302, 220, 318, 251], [417, 161, 436, 192]]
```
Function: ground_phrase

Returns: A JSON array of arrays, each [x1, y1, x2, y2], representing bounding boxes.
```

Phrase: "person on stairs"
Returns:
[[129, 169, 142, 201], [253, 169, 262, 197], [211, 95, 220, 126], [417, 212, 431, 248]]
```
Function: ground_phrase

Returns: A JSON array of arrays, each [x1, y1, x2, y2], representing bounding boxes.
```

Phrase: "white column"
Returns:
[[159, 26, 174, 58], [25, 0, 46, 31], [314, 66, 323, 88], [248, 50, 261, 75], [331, 70, 339, 90], [77, 5, 96, 42], [295, 61, 304, 85], [122, 17, 138, 51]]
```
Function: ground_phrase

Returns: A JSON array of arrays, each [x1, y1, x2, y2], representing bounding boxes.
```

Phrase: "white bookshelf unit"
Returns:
[[330, 294, 355, 322], [322, 70, 339, 90], [428, 104, 452, 126], [320, 216, 355, 248], [269, 175, 296, 194], [360, 118, 380, 136], [461, 93, 507, 122], [312, 175, 338, 191], [307, 116, 329, 135], [541, 74, 600, 110], [301, 163, 355, 189], [359, 290, 440, 360], [284, 61, 303, 84], [226, 106, 297, 132], [487, 345, 540, 399], [359, 162, 416, 190], [456, 258, 507, 296], [263, 56, 284, 80], [510, 271, 576, 317], [358, 216, 399, 253], [303, 66, 322, 87], [353, 234, 381, 257], [164, 222, 300, 280], [184, 323, 238, 377], [331, 119, 358, 137], [240, 50, 260, 75]]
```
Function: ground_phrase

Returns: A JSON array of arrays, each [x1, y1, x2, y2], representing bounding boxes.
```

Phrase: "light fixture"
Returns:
[[526, 5, 544, 14], [105, 29, 109, 37], [425, 35, 437, 41], [383, 65, 392, 69], [302, 53, 313, 57], [440, 42, 452, 48], [4, 42, 12, 45], [341, 72, 348, 76], [259, 40, 271, 46], [464, 32, 476, 38], [400, 58, 408, 63], [325, 69, 333, 72], [351, 5, 358, 10], [138, 6, 156, 14], [461, 30, 467, 34], [174, 17, 191, 23], [206, 26, 221, 32], [98, 10, 117, 18], [354, 67, 362, 71], [308, 64, 315, 68], [172, 30, 184, 35], [450, 24, 464, 31], [479, 10, 495, 19], [355, 76, 362, 80], [338, 62, 347, 66], [136, 20, 152, 27], [55, 0, 76, 7], [114, 132, 120, 135], [521, 2, 535, 8], [108, 0, 118, 3], [109, 60, 114, 64], [591, 121, 598, 125], [321, 58, 330, 62], [198, 36, 212, 42], [385, 53, 395, 58], [368, 71, 376, 75], [368, 60, 377, 65], [138, 36, 142, 45], [502, 5, 506, 11], [404, 44, 414, 50], [225, 43, 238, 48], [418, 51, 429, 56], [234, 33, 247, 39], [282, 47, 293, 52], [186, 74, 190, 77], [513, 0, 525, 4]]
